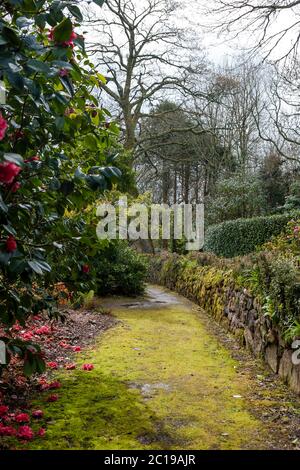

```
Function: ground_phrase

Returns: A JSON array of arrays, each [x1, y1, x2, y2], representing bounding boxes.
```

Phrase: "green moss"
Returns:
[[16, 292, 273, 450]]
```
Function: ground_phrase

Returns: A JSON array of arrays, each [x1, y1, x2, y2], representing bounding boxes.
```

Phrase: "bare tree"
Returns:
[[84, 0, 207, 159], [206, 0, 300, 63], [202, 0, 300, 157]]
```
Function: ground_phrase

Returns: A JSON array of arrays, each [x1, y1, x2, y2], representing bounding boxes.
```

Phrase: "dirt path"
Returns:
[[26, 285, 300, 450]]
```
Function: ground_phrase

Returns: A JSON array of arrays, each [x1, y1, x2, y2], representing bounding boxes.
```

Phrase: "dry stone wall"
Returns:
[[148, 256, 300, 394]]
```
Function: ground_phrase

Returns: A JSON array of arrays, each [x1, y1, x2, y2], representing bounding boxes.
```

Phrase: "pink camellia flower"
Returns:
[[59, 341, 70, 349], [63, 30, 77, 47], [0, 405, 9, 416], [82, 264, 90, 274], [35, 325, 51, 336], [59, 68, 69, 77], [47, 394, 58, 402], [47, 361, 58, 370], [0, 162, 21, 185], [40, 383, 50, 391], [6, 235, 17, 253], [37, 427, 46, 437], [72, 346, 81, 352], [32, 410, 44, 419], [293, 226, 300, 234], [39, 377, 48, 386], [49, 28, 77, 47], [65, 363, 76, 370], [0, 424, 17, 436], [48, 381, 61, 390], [15, 413, 30, 424], [0, 114, 8, 141], [82, 363, 94, 371], [12, 323, 21, 332], [21, 331, 34, 341], [33, 314, 42, 320], [48, 29, 54, 41], [17, 425, 34, 440]]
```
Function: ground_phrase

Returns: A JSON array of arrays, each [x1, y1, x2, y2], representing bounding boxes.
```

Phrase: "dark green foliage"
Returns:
[[205, 173, 266, 225], [259, 152, 287, 212], [94, 242, 148, 297], [0, 0, 123, 376], [283, 181, 300, 211], [204, 214, 292, 257]]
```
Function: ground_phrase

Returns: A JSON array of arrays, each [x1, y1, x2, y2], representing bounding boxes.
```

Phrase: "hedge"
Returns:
[[204, 214, 292, 258]]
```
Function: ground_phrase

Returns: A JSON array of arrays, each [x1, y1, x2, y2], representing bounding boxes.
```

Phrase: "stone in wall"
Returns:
[[265, 344, 279, 373], [290, 364, 300, 394], [278, 350, 293, 385]]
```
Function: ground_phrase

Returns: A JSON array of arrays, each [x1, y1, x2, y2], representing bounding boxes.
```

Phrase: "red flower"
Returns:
[[48, 29, 54, 41], [0, 162, 21, 184], [39, 378, 51, 391], [5, 235, 17, 253], [47, 394, 58, 402], [0, 424, 16, 436], [10, 129, 25, 141], [47, 361, 58, 370], [63, 30, 77, 47], [11, 181, 21, 193], [72, 346, 81, 352], [15, 413, 30, 423], [24, 155, 40, 163], [0, 405, 9, 416], [59, 341, 70, 349], [65, 363, 76, 370], [59, 68, 69, 77], [37, 427, 46, 437], [35, 325, 51, 335], [82, 363, 94, 371], [32, 410, 44, 419], [17, 425, 34, 440], [40, 383, 50, 391], [21, 331, 33, 341], [82, 264, 90, 274], [0, 114, 8, 141], [49, 28, 77, 47], [48, 381, 61, 390]]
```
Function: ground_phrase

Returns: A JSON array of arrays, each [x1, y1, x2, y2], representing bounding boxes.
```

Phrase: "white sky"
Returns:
[[85, 0, 299, 66], [188, 0, 298, 65]]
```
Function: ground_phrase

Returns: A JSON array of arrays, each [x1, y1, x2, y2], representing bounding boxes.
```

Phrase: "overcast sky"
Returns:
[[189, 0, 297, 65], [85, 0, 298, 68]]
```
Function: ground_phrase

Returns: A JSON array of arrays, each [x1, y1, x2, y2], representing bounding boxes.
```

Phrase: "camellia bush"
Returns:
[[0, 0, 123, 376]]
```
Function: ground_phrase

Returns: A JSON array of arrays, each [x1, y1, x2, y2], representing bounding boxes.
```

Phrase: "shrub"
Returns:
[[0, 0, 122, 376], [205, 173, 266, 225], [93, 242, 148, 297], [283, 181, 300, 211], [204, 213, 292, 257]]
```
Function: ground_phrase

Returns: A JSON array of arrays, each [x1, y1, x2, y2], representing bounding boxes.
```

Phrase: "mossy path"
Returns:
[[25, 286, 295, 450]]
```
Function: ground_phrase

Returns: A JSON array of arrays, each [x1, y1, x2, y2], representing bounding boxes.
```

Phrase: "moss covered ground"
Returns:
[[21, 286, 283, 450]]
